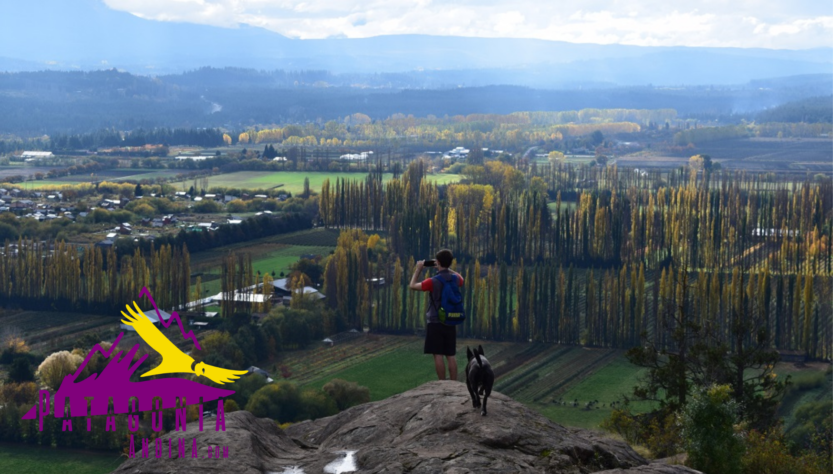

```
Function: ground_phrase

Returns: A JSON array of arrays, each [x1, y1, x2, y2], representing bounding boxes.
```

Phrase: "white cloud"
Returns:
[[102, 0, 833, 49]]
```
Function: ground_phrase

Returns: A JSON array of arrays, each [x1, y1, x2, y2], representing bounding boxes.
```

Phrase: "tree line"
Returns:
[[318, 161, 832, 358], [0, 240, 190, 313]]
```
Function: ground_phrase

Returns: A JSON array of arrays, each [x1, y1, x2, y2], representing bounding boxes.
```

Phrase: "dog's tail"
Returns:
[[475, 351, 483, 367]]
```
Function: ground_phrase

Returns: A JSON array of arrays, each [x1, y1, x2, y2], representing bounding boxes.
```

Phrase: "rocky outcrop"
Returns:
[[114, 380, 700, 473]]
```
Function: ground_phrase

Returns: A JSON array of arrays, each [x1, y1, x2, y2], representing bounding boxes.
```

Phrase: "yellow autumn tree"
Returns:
[[548, 151, 565, 163], [38, 351, 83, 391]]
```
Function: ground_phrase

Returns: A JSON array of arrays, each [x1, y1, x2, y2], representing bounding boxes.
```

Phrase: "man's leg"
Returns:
[[447, 355, 458, 381], [433, 354, 446, 380]]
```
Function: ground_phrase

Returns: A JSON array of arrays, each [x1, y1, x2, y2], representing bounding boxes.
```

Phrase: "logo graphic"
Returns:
[[22, 287, 245, 423], [120, 300, 247, 384]]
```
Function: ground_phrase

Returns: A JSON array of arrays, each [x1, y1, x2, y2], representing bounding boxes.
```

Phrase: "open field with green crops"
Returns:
[[0, 444, 124, 474], [275, 333, 832, 431], [283, 334, 639, 428], [176, 171, 462, 193], [19, 169, 184, 188], [532, 356, 653, 429], [190, 229, 341, 296], [195, 244, 333, 296]]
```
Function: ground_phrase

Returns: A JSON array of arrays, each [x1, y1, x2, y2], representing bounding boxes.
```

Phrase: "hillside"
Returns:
[[113, 381, 699, 473]]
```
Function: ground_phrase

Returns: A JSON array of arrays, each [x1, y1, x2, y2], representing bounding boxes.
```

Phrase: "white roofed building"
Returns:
[[339, 151, 373, 161], [120, 309, 171, 331], [22, 151, 54, 158]]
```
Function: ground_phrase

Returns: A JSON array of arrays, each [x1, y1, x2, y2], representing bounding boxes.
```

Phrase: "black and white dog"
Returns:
[[465, 345, 495, 416]]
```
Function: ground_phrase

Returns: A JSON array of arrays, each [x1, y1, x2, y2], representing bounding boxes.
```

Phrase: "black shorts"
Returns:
[[424, 323, 456, 356]]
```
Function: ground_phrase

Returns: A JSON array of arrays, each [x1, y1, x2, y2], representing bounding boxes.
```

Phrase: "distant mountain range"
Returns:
[[2, 0, 831, 87], [0, 68, 829, 135]]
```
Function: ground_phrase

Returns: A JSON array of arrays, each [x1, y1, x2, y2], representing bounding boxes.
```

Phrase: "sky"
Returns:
[[101, 0, 833, 49]]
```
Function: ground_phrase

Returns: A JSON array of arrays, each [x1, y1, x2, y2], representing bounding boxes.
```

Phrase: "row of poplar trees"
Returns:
[[0, 240, 190, 313], [319, 161, 832, 359]]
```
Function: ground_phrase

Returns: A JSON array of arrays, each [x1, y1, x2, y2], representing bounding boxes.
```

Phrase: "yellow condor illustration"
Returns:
[[120, 301, 247, 385]]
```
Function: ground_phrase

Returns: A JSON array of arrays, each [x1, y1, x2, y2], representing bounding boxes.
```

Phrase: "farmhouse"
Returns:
[[265, 278, 325, 305], [208, 292, 269, 305], [443, 147, 469, 159], [339, 151, 373, 161]]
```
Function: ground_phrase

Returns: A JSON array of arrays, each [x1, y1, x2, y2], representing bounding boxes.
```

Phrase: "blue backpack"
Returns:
[[432, 273, 466, 326]]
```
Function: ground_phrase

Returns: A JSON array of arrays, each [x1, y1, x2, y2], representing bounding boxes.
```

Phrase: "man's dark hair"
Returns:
[[435, 249, 454, 268]]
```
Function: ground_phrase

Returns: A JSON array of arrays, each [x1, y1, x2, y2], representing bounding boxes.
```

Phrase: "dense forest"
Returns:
[[756, 95, 833, 124]]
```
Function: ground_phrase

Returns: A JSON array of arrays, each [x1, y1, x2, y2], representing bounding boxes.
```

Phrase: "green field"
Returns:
[[250, 245, 332, 276], [533, 357, 652, 429], [21, 169, 183, 188], [195, 244, 333, 296], [0, 444, 123, 474], [179, 171, 461, 193], [286, 335, 641, 429], [189, 229, 341, 297], [279, 334, 832, 432], [301, 339, 470, 400], [287, 337, 643, 429]]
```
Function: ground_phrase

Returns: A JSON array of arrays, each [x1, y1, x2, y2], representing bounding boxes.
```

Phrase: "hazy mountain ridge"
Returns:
[[0, 69, 829, 134], [2, 0, 831, 87]]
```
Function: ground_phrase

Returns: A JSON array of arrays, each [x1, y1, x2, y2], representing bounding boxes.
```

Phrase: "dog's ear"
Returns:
[[477, 345, 485, 355], [466, 347, 473, 360]]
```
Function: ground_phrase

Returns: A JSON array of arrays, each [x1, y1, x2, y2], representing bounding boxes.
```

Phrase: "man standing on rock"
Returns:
[[409, 249, 463, 381]]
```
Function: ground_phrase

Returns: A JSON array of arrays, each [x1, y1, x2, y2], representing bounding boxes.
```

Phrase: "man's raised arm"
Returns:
[[409, 260, 425, 290]]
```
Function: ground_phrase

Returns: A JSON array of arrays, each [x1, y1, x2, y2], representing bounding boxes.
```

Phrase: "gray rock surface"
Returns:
[[114, 380, 700, 473]]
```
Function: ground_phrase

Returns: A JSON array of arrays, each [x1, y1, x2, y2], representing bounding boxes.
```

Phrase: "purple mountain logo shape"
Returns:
[[23, 287, 235, 420]]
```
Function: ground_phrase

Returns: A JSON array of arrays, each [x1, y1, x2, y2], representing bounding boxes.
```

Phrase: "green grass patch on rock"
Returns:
[[0, 443, 123, 474]]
